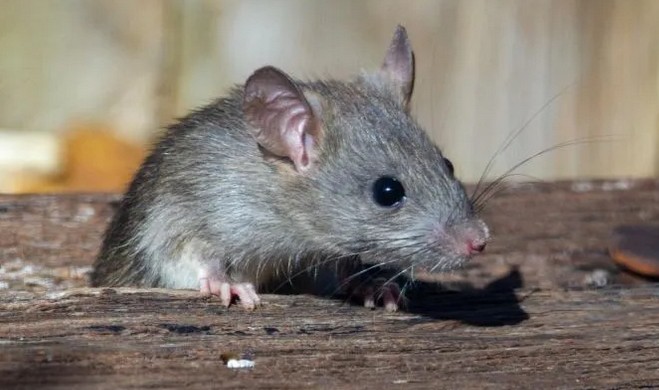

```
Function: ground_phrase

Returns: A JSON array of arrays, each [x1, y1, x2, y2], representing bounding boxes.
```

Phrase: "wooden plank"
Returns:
[[1, 179, 659, 388], [0, 287, 658, 389]]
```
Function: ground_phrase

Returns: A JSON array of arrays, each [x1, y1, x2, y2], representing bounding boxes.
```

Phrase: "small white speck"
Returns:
[[226, 359, 255, 369], [74, 205, 96, 222], [584, 269, 610, 288], [44, 291, 69, 300], [0, 281, 8, 289], [67, 266, 93, 278]]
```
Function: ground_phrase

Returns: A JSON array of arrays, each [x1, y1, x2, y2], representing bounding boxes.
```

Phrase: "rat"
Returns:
[[91, 25, 489, 311]]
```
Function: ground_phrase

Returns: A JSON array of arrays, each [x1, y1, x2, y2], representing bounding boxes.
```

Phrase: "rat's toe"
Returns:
[[232, 283, 260, 310], [199, 277, 212, 296], [382, 284, 402, 312], [218, 282, 232, 307], [352, 279, 405, 311], [199, 275, 260, 309], [360, 286, 376, 309]]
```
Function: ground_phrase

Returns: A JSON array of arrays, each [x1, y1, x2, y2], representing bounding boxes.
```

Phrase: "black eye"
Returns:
[[372, 176, 406, 207], [444, 158, 454, 175]]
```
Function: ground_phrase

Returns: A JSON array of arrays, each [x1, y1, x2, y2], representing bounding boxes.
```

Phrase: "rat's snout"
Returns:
[[432, 218, 489, 257]]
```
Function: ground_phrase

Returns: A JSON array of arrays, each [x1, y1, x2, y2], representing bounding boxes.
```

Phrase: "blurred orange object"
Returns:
[[17, 124, 146, 193]]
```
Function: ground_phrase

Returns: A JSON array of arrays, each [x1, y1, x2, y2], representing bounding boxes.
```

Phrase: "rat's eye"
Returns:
[[372, 176, 406, 207], [444, 158, 454, 175]]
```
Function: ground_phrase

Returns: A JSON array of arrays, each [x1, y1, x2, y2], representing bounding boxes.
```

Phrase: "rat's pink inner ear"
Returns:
[[380, 25, 415, 109], [243, 66, 321, 172]]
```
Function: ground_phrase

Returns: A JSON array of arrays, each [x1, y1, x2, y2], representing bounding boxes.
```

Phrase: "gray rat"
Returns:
[[91, 25, 489, 311]]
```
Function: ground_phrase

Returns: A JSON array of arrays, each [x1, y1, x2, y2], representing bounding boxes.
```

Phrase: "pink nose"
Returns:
[[467, 240, 486, 255]]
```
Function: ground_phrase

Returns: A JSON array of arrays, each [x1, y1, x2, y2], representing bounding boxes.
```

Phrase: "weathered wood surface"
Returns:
[[1, 179, 659, 389]]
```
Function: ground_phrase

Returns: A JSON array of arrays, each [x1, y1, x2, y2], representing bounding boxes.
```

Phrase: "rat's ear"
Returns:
[[243, 66, 322, 172], [379, 25, 415, 109]]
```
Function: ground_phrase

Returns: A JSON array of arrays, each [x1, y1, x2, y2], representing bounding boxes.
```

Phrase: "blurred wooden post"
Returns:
[[0, 0, 657, 186]]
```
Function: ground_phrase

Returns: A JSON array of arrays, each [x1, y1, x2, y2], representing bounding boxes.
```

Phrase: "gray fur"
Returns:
[[91, 27, 488, 294]]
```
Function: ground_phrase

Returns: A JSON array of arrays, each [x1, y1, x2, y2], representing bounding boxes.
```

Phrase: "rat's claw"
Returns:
[[230, 283, 261, 310], [381, 282, 403, 312], [218, 282, 232, 307], [353, 279, 405, 312], [199, 277, 212, 296], [361, 286, 376, 309], [198, 277, 260, 310]]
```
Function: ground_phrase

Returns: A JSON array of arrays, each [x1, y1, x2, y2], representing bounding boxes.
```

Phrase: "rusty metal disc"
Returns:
[[609, 225, 659, 278]]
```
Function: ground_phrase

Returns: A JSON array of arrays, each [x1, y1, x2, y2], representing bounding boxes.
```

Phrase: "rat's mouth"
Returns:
[[398, 253, 471, 279]]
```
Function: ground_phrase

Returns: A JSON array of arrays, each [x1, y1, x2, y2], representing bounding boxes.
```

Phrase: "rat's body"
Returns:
[[92, 26, 489, 310]]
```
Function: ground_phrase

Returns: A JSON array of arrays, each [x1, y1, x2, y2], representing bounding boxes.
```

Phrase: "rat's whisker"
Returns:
[[473, 173, 545, 213], [332, 243, 432, 295], [472, 135, 618, 207], [472, 82, 577, 201]]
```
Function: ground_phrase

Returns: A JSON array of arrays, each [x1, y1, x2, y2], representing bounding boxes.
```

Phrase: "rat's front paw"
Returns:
[[199, 277, 261, 310], [350, 277, 406, 312]]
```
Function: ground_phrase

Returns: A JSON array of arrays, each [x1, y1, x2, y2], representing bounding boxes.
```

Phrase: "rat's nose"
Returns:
[[433, 218, 489, 256], [467, 240, 486, 255]]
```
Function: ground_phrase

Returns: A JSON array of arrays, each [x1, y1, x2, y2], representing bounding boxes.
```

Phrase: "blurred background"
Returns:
[[0, 0, 657, 193]]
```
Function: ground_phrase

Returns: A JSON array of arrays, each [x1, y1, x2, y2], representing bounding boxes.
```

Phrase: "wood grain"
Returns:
[[1, 179, 659, 388], [1, 286, 658, 389]]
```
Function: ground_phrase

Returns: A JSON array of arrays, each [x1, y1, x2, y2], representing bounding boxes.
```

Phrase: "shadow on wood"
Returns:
[[406, 268, 530, 326]]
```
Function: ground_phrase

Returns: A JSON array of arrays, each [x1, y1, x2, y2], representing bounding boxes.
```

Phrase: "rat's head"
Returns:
[[242, 26, 489, 273]]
